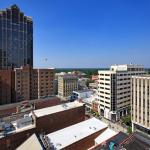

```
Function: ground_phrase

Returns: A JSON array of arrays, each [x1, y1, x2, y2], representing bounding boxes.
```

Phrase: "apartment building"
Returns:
[[37, 68, 54, 98], [131, 75, 150, 137], [58, 75, 78, 100], [98, 64, 145, 121], [14, 66, 54, 102], [14, 66, 38, 101]]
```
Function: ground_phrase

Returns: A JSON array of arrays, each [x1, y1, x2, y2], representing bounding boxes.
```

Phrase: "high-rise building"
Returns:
[[0, 4, 33, 69], [58, 75, 78, 100], [0, 70, 15, 104], [14, 66, 54, 102], [98, 64, 145, 121], [131, 75, 150, 136], [14, 65, 38, 101]]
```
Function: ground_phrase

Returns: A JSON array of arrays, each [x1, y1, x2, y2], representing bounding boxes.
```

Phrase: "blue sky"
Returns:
[[1, 0, 150, 68]]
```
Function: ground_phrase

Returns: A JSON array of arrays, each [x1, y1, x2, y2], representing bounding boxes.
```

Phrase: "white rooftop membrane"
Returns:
[[33, 101, 84, 117], [95, 128, 118, 145], [47, 118, 107, 149]]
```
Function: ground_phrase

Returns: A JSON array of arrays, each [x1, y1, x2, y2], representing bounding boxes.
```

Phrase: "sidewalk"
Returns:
[[100, 117, 127, 133]]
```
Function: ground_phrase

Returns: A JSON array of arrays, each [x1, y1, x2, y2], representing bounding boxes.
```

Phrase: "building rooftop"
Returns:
[[16, 134, 42, 150], [132, 75, 150, 78], [0, 116, 35, 139], [92, 132, 128, 150], [46, 118, 107, 149], [58, 74, 78, 79], [73, 89, 92, 94], [0, 96, 58, 111], [33, 101, 84, 118], [121, 132, 150, 150], [95, 128, 118, 145]]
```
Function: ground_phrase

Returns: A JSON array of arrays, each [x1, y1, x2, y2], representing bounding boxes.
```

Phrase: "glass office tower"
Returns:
[[0, 4, 33, 69]]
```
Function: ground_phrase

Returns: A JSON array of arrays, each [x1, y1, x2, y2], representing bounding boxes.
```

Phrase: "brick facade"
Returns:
[[64, 128, 107, 150], [0, 103, 85, 150], [35, 105, 85, 134], [0, 97, 61, 118], [0, 70, 15, 105], [0, 127, 36, 150]]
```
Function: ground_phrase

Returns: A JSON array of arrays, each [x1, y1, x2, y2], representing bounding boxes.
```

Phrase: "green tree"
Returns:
[[95, 112, 99, 117], [127, 127, 132, 134], [122, 115, 131, 126]]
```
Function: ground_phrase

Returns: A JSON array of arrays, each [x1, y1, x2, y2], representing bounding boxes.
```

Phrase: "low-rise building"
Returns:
[[70, 90, 93, 101], [78, 77, 89, 90], [91, 75, 98, 81], [17, 118, 122, 150], [0, 96, 61, 118], [32, 101, 85, 134], [70, 90, 99, 111], [45, 118, 107, 150], [89, 82, 98, 89], [0, 101, 85, 150]]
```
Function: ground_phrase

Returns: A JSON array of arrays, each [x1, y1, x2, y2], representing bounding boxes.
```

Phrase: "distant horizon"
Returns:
[[1, 0, 150, 68], [55, 67, 150, 69]]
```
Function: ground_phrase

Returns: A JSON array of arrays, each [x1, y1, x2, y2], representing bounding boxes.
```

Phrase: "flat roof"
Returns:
[[132, 75, 150, 79], [95, 128, 118, 144], [73, 90, 92, 93], [0, 96, 58, 111], [33, 101, 84, 117], [47, 118, 107, 149]]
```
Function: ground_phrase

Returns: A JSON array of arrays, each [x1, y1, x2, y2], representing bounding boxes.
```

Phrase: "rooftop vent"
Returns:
[[56, 143, 62, 147]]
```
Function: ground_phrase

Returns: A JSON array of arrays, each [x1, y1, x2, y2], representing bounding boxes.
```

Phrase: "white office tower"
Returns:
[[98, 64, 145, 121]]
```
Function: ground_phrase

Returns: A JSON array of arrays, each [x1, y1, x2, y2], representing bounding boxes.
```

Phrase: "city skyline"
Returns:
[[0, 0, 150, 68]]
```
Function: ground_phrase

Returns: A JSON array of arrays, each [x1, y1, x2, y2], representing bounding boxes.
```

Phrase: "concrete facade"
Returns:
[[58, 75, 78, 100], [131, 76, 150, 137], [98, 64, 145, 121]]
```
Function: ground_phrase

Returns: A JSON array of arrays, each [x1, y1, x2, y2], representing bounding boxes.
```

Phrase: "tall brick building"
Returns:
[[0, 66, 55, 104], [0, 70, 15, 104], [14, 65, 55, 102], [14, 65, 38, 101]]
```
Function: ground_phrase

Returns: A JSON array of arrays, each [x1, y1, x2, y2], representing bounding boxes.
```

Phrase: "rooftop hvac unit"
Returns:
[[16, 116, 32, 128]]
